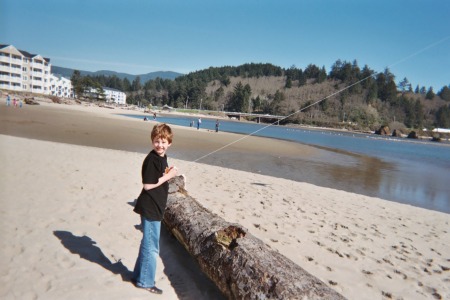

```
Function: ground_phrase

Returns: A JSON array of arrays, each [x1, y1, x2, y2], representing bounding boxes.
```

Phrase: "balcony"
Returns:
[[0, 56, 11, 64], [32, 80, 43, 87], [31, 62, 43, 69], [9, 76, 21, 83], [0, 82, 22, 91], [0, 64, 10, 72]]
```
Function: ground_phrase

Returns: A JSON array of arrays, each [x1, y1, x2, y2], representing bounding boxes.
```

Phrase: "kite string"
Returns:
[[191, 36, 450, 163]]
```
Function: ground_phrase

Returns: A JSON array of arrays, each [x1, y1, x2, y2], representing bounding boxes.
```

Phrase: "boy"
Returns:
[[132, 123, 178, 295]]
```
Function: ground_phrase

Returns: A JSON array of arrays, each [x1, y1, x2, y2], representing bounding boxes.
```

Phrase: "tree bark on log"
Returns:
[[164, 176, 346, 300]]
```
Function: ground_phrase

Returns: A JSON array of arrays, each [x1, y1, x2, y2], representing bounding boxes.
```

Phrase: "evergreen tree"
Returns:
[[361, 65, 375, 89], [437, 85, 450, 101], [376, 68, 397, 102], [425, 87, 435, 100], [317, 66, 327, 83], [252, 95, 262, 112], [435, 104, 450, 128], [132, 76, 141, 92], [398, 77, 410, 93], [81, 76, 96, 99], [220, 76, 231, 87], [214, 86, 224, 102], [414, 99, 424, 128], [243, 84, 252, 112], [123, 78, 132, 92], [71, 70, 84, 98], [228, 82, 245, 112], [419, 86, 426, 94], [95, 84, 106, 101], [270, 90, 286, 115], [285, 77, 292, 88], [298, 71, 307, 87], [304, 64, 320, 79], [366, 81, 378, 103]]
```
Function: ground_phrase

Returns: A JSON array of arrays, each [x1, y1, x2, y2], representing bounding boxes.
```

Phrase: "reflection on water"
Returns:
[[172, 142, 450, 214]]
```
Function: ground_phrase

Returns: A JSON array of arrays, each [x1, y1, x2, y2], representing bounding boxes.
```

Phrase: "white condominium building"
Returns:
[[103, 87, 127, 105], [1, 44, 126, 103], [0, 44, 52, 94], [49, 74, 74, 98]]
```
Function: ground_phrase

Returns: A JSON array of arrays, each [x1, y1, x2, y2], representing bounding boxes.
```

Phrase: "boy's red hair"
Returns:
[[151, 123, 173, 143]]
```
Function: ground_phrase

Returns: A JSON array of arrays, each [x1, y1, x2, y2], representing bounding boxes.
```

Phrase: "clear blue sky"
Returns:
[[2, 0, 449, 90]]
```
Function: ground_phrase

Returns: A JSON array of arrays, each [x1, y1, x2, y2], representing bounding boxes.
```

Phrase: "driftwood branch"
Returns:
[[164, 176, 346, 300]]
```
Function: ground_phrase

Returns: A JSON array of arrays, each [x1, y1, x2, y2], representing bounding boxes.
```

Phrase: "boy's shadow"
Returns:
[[53, 230, 133, 282]]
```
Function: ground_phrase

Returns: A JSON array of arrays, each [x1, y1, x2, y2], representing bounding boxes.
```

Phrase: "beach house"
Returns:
[[49, 74, 74, 98], [1, 44, 128, 103], [0, 44, 52, 94], [1, 44, 74, 98], [103, 87, 127, 105]]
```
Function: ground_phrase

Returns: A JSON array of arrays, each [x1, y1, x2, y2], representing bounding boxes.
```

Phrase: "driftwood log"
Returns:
[[164, 176, 346, 300]]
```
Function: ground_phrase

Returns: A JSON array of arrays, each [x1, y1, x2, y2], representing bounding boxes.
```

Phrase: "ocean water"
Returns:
[[122, 113, 450, 213]]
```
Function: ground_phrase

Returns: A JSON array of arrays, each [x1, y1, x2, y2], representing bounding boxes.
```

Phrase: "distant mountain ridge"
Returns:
[[51, 66, 183, 82]]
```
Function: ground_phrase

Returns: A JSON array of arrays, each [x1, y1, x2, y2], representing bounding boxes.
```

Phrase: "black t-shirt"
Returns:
[[133, 150, 169, 221]]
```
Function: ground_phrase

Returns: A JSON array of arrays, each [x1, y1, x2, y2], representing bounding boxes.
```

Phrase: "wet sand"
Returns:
[[0, 100, 392, 201]]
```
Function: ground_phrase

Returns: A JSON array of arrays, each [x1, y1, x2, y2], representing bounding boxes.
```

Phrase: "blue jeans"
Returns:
[[133, 216, 161, 288]]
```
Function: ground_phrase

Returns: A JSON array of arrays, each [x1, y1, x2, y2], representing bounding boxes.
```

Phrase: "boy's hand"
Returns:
[[165, 166, 179, 178]]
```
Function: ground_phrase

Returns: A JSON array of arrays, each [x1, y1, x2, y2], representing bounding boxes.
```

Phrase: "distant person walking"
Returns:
[[6, 95, 11, 106], [215, 119, 220, 132], [197, 118, 201, 130]]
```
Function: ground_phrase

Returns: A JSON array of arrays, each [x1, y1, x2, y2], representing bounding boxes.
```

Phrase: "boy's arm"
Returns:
[[143, 167, 178, 191]]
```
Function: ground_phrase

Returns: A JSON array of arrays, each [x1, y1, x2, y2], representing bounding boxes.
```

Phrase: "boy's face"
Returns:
[[152, 137, 171, 157]]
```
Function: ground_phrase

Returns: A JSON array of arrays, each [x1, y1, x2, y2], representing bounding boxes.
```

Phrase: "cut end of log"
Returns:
[[215, 225, 247, 250], [168, 175, 188, 196]]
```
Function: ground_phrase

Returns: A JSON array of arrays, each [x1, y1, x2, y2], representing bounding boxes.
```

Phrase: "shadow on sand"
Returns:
[[53, 231, 133, 282], [54, 227, 225, 300]]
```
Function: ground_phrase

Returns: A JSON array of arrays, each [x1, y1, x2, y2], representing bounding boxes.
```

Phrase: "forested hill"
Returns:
[[70, 62, 450, 132], [51, 66, 182, 82]]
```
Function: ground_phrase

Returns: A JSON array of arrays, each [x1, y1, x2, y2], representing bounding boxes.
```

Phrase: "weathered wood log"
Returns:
[[164, 176, 346, 300]]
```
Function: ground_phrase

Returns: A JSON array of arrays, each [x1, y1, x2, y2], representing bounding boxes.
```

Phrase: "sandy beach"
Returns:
[[1, 98, 449, 299]]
